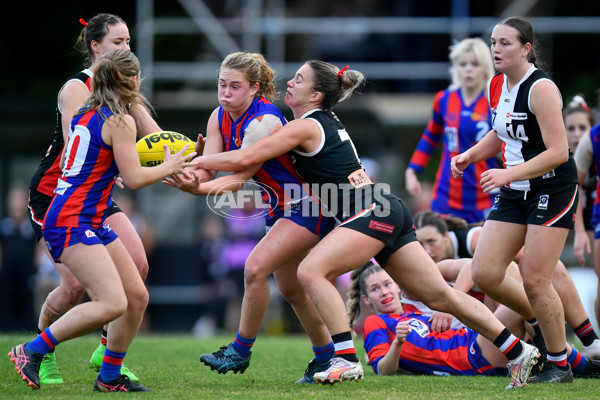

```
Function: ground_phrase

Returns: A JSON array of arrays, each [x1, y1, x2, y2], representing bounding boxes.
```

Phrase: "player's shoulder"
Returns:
[[433, 89, 449, 103]]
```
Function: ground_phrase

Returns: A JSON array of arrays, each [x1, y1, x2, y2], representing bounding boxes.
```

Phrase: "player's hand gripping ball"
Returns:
[[136, 131, 195, 167]]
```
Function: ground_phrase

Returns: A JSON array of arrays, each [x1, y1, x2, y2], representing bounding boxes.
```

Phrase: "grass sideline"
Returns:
[[1, 333, 599, 399]]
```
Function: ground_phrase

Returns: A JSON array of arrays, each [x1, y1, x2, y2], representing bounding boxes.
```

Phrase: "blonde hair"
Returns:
[[306, 60, 365, 110], [80, 49, 151, 123], [448, 37, 495, 90], [220, 52, 278, 100]]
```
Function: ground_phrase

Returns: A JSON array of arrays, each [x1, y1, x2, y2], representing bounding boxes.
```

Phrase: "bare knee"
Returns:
[[296, 263, 314, 289], [419, 288, 453, 313], [278, 281, 305, 306], [127, 286, 149, 315], [48, 280, 85, 309], [522, 277, 548, 302], [472, 267, 502, 295], [131, 254, 149, 281], [101, 295, 128, 323], [243, 258, 271, 288], [58, 272, 86, 302]]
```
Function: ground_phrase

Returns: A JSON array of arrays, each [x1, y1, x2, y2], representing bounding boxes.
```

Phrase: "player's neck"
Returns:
[[461, 85, 483, 107]]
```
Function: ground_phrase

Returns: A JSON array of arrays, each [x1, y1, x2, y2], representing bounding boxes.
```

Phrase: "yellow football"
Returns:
[[136, 131, 195, 167]]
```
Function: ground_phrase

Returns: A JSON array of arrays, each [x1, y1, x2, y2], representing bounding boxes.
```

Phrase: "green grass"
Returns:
[[1, 333, 599, 399]]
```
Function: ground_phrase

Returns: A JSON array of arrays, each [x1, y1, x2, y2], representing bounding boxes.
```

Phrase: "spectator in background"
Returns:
[[193, 214, 230, 337], [405, 37, 497, 224], [0, 182, 37, 331]]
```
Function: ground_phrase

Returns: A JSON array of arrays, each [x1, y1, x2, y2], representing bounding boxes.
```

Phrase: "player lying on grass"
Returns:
[[413, 210, 600, 361], [348, 262, 600, 379]]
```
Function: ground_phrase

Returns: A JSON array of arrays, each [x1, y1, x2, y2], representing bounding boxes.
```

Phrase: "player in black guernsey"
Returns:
[[452, 17, 577, 383], [195, 60, 540, 388]]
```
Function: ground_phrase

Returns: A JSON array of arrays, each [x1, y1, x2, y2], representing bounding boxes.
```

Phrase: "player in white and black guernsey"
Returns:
[[197, 59, 541, 387], [488, 67, 578, 194], [451, 17, 577, 383]]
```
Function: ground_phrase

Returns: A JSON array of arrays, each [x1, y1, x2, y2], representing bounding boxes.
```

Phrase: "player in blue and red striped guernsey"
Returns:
[[27, 14, 160, 385], [405, 38, 497, 224], [9, 49, 196, 392], [349, 262, 600, 378], [165, 52, 336, 383]]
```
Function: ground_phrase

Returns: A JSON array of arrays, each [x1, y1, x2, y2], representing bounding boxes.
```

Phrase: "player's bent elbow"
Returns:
[[238, 156, 257, 170]]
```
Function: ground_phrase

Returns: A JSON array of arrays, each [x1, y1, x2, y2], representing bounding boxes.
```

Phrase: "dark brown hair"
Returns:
[[497, 17, 542, 69], [76, 13, 127, 68], [306, 60, 365, 110]]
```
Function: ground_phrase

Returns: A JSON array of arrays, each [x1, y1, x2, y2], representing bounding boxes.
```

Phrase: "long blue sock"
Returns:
[[313, 341, 335, 364], [567, 348, 587, 375], [232, 332, 255, 358], [26, 328, 59, 356], [99, 348, 126, 383]]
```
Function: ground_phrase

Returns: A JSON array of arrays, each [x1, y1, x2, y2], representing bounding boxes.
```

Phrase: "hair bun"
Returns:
[[569, 94, 590, 112]]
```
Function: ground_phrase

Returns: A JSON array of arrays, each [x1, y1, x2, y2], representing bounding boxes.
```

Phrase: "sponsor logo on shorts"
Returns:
[[45, 240, 52, 251], [542, 170, 555, 179], [103, 223, 112, 232], [491, 195, 500, 211], [538, 195, 549, 210], [368, 220, 395, 234], [85, 230, 97, 238]]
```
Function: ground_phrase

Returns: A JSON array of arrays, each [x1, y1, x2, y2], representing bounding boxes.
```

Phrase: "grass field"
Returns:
[[1, 333, 599, 399]]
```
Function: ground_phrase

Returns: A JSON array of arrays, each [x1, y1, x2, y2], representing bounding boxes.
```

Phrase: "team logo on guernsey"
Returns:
[[538, 195, 549, 210], [407, 318, 430, 338], [206, 180, 277, 220]]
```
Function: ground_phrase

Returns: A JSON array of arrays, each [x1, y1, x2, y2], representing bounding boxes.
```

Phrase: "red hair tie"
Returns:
[[338, 65, 349, 79], [79, 18, 88, 26]]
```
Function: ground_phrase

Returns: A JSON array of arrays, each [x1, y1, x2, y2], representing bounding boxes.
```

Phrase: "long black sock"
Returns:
[[331, 332, 358, 363], [493, 328, 523, 361], [574, 319, 599, 347]]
